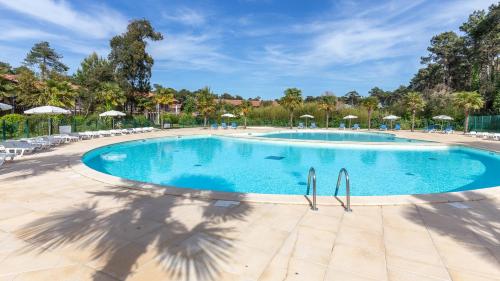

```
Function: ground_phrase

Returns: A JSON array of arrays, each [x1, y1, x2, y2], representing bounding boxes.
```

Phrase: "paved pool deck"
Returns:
[[0, 127, 499, 281]]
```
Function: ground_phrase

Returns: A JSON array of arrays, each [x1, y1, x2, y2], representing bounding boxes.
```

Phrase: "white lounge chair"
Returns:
[[54, 134, 79, 142], [0, 141, 36, 156], [0, 147, 16, 160], [109, 129, 122, 136], [20, 138, 51, 150]]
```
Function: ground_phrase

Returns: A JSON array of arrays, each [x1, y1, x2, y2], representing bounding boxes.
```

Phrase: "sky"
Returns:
[[0, 0, 496, 99]]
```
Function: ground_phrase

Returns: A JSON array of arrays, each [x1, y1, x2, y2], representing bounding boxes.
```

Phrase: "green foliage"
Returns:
[[279, 88, 303, 128], [410, 4, 498, 112], [24, 41, 68, 79], [109, 19, 163, 99], [0, 75, 16, 106], [179, 113, 197, 126], [238, 100, 253, 128], [0, 113, 26, 124], [43, 79, 77, 108], [453, 91, 485, 112], [74, 52, 114, 115], [98, 82, 126, 111], [361, 96, 379, 129], [182, 95, 196, 114], [195, 87, 216, 127], [453, 91, 485, 132], [318, 93, 337, 128], [341, 90, 361, 106], [161, 113, 179, 124], [405, 92, 426, 131], [15, 68, 40, 107], [154, 87, 176, 108]]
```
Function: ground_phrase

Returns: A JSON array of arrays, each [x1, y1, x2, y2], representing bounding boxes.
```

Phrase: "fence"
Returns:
[[468, 115, 500, 132], [0, 116, 159, 141]]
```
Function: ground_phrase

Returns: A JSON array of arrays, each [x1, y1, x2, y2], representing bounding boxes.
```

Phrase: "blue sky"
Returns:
[[0, 0, 496, 99]]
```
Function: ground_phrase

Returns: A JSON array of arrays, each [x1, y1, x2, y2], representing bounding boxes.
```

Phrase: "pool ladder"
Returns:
[[306, 167, 352, 212]]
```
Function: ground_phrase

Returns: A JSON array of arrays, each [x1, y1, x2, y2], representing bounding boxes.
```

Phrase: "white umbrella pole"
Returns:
[[48, 118, 51, 136], [349, 119, 352, 128], [112, 118, 115, 129]]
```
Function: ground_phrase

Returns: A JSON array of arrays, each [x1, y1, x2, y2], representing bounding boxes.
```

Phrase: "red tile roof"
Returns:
[[0, 74, 18, 83], [220, 99, 262, 107]]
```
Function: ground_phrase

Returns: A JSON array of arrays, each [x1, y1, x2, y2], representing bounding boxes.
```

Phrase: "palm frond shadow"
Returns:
[[404, 192, 499, 262], [15, 188, 252, 281]]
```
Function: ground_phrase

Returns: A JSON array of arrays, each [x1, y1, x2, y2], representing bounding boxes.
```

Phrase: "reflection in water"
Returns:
[[192, 138, 223, 164], [236, 142, 253, 158], [360, 150, 378, 165], [317, 149, 335, 165]]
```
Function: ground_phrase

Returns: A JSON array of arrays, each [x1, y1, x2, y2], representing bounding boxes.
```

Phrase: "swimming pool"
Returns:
[[82, 135, 500, 196], [259, 131, 423, 142]]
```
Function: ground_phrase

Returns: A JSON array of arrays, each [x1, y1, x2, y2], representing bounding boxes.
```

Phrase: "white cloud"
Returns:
[[0, 25, 59, 41], [162, 8, 206, 26], [149, 33, 232, 71], [0, 0, 127, 39], [248, 0, 496, 77]]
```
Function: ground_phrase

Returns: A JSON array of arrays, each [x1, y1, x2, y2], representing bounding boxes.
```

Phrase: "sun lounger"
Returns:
[[379, 124, 387, 131], [424, 125, 436, 133], [394, 124, 401, 130], [0, 141, 36, 156], [480, 132, 491, 139], [109, 129, 122, 136], [465, 131, 477, 137], [339, 123, 346, 130], [298, 122, 305, 129], [443, 126, 454, 134], [352, 124, 360, 130], [493, 133, 500, 141], [231, 122, 237, 129], [0, 148, 16, 160], [77, 132, 92, 139], [310, 122, 317, 129], [0, 151, 16, 166], [55, 134, 79, 142], [20, 138, 51, 150], [211, 123, 218, 129]]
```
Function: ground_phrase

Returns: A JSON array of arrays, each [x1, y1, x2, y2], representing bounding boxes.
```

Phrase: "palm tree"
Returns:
[[99, 82, 126, 111], [196, 87, 216, 127], [154, 87, 175, 124], [279, 88, 303, 128], [239, 100, 252, 129], [318, 93, 337, 128], [361, 96, 379, 130], [404, 92, 426, 132], [453, 91, 484, 133]]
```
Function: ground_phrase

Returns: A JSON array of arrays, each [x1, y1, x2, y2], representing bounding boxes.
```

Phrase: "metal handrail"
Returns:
[[335, 168, 352, 212], [306, 167, 318, 211]]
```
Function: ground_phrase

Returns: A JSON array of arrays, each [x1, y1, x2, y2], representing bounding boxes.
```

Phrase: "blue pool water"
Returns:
[[260, 131, 423, 142], [82, 136, 500, 196]]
